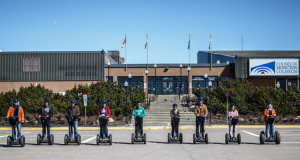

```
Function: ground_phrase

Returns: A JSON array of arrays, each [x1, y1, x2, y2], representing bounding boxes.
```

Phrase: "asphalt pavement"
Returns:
[[0, 127, 299, 160]]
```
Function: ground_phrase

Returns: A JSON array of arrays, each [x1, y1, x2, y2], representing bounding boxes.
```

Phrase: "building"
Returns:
[[1, 50, 299, 96], [105, 63, 231, 96], [198, 50, 300, 90], [0, 51, 109, 93]]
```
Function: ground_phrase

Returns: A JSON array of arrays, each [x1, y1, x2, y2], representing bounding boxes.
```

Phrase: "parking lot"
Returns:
[[0, 127, 300, 160]]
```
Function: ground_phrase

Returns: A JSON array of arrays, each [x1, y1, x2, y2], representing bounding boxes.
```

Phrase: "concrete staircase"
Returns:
[[130, 95, 196, 126]]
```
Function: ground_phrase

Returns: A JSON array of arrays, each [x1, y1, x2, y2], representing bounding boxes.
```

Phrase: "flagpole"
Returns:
[[146, 34, 148, 69], [125, 34, 127, 70], [209, 34, 212, 70], [189, 34, 191, 67]]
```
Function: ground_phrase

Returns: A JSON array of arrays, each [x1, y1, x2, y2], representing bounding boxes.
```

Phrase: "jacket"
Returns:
[[228, 110, 239, 123], [264, 108, 276, 122], [170, 109, 180, 118], [194, 104, 208, 116], [7, 106, 24, 123], [133, 106, 146, 119], [98, 106, 111, 121], [38, 105, 53, 119], [66, 105, 80, 121]]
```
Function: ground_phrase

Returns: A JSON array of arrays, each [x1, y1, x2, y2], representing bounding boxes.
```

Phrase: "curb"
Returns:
[[0, 125, 300, 131]]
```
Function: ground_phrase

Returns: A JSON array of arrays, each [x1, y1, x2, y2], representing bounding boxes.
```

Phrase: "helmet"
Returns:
[[13, 99, 19, 102], [267, 101, 272, 105], [136, 100, 142, 104], [70, 99, 76, 103], [102, 100, 107, 103], [198, 97, 204, 101], [173, 103, 177, 107], [44, 98, 50, 102], [230, 103, 235, 107]]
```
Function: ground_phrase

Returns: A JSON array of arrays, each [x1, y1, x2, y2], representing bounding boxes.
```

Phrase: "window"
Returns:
[[192, 76, 218, 88], [23, 57, 40, 72], [106, 76, 113, 82], [118, 76, 144, 88], [148, 76, 188, 95]]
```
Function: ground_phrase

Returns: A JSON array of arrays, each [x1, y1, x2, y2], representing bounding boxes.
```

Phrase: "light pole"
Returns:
[[187, 66, 191, 105], [128, 73, 132, 101], [145, 69, 149, 109], [208, 81, 212, 124], [107, 61, 111, 82], [154, 64, 157, 96], [124, 81, 128, 118], [204, 73, 208, 103], [179, 64, 182, 101]]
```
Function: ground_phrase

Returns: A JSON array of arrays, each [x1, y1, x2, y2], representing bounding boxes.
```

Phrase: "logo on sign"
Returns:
[[250, 61, 275, 75]]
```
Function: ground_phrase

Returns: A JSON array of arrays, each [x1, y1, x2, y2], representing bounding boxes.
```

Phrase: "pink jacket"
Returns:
[[228, 110, 239, 123]]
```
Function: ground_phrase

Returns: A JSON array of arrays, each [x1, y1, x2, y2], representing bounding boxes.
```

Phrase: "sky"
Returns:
[[0, 0, 300, 64]]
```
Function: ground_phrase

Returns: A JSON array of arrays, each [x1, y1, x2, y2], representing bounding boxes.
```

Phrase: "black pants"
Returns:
[[171, 120, 179, 138], [135, 121, 143, 136]]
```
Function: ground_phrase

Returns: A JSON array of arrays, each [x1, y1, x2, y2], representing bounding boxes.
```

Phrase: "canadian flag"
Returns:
[[121, 37, 126, 48]]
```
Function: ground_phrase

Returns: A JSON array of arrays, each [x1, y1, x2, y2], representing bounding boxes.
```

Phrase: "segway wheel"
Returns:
[[143, 133, 147, 144], [131, 133, 135, 144], [64, 134, 69, 145], [20, 135, 25, 147], [193, 133, 196, 144], [237, 133, 241, 144], [109, 134, 112, 145], [179, 133, 183, 144], [168, 133, 171, 143], [225, 133, 229, 144], [76, 134, 81, 145], [96, 134, 100, 145], [7, 136, 11, 147], [275, 132, 281, 144], [49, 134, 54, 145], [37, 134, 41, 145], [205, 133, 208, 144], [260, 133, 265, 144]]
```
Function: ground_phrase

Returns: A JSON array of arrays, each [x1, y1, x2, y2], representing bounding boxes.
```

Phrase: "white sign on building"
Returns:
[[249, 59, 299, 76]]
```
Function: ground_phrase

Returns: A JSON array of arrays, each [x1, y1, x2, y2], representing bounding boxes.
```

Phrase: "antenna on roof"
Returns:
[[241, 36, 244, 53]]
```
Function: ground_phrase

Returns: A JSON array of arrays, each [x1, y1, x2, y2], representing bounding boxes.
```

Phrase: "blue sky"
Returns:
[[0, 0, 300, 64]]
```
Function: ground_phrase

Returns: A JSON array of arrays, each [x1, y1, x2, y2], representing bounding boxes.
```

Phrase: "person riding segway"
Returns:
[[131, 100, 146, 144], [64, 99, 81, 145], [168, 103, 183, 143], [37, 98, 54, 145], [6, 98, 25, 147], [193, 96, 208, 144], [225, 103, 241, 144], [260, 101, 281, 144], [96, 100, 112, 145]]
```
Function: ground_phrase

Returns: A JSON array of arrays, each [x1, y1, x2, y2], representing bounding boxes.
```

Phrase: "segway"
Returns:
[[131, 116, 146, 144], [193, 115, 208, 144], [96, 116, 112, 145], [168, 116, 183, 143], [64, 115, 81, 145], [225, 117, 241, 144], [259, 115, 281, 144], [37, 116, 54, 145], [7, 116, 25, 147]]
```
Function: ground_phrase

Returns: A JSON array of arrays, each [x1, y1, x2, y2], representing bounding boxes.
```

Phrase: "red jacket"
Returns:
[[98, 106, 111, 121]]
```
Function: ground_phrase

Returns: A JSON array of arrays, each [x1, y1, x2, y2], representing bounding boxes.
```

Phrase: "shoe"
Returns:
[[100, 138, 103, 141]]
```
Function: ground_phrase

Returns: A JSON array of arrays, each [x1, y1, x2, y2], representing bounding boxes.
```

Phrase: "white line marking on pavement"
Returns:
[[0, 132, 30, 138], [281, 142, 300, 144], [82, 136, 96, 143], [242, 130, 259, 137]]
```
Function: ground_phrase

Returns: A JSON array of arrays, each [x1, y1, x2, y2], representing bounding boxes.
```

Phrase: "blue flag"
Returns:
[[188, 39, 190, 49]]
